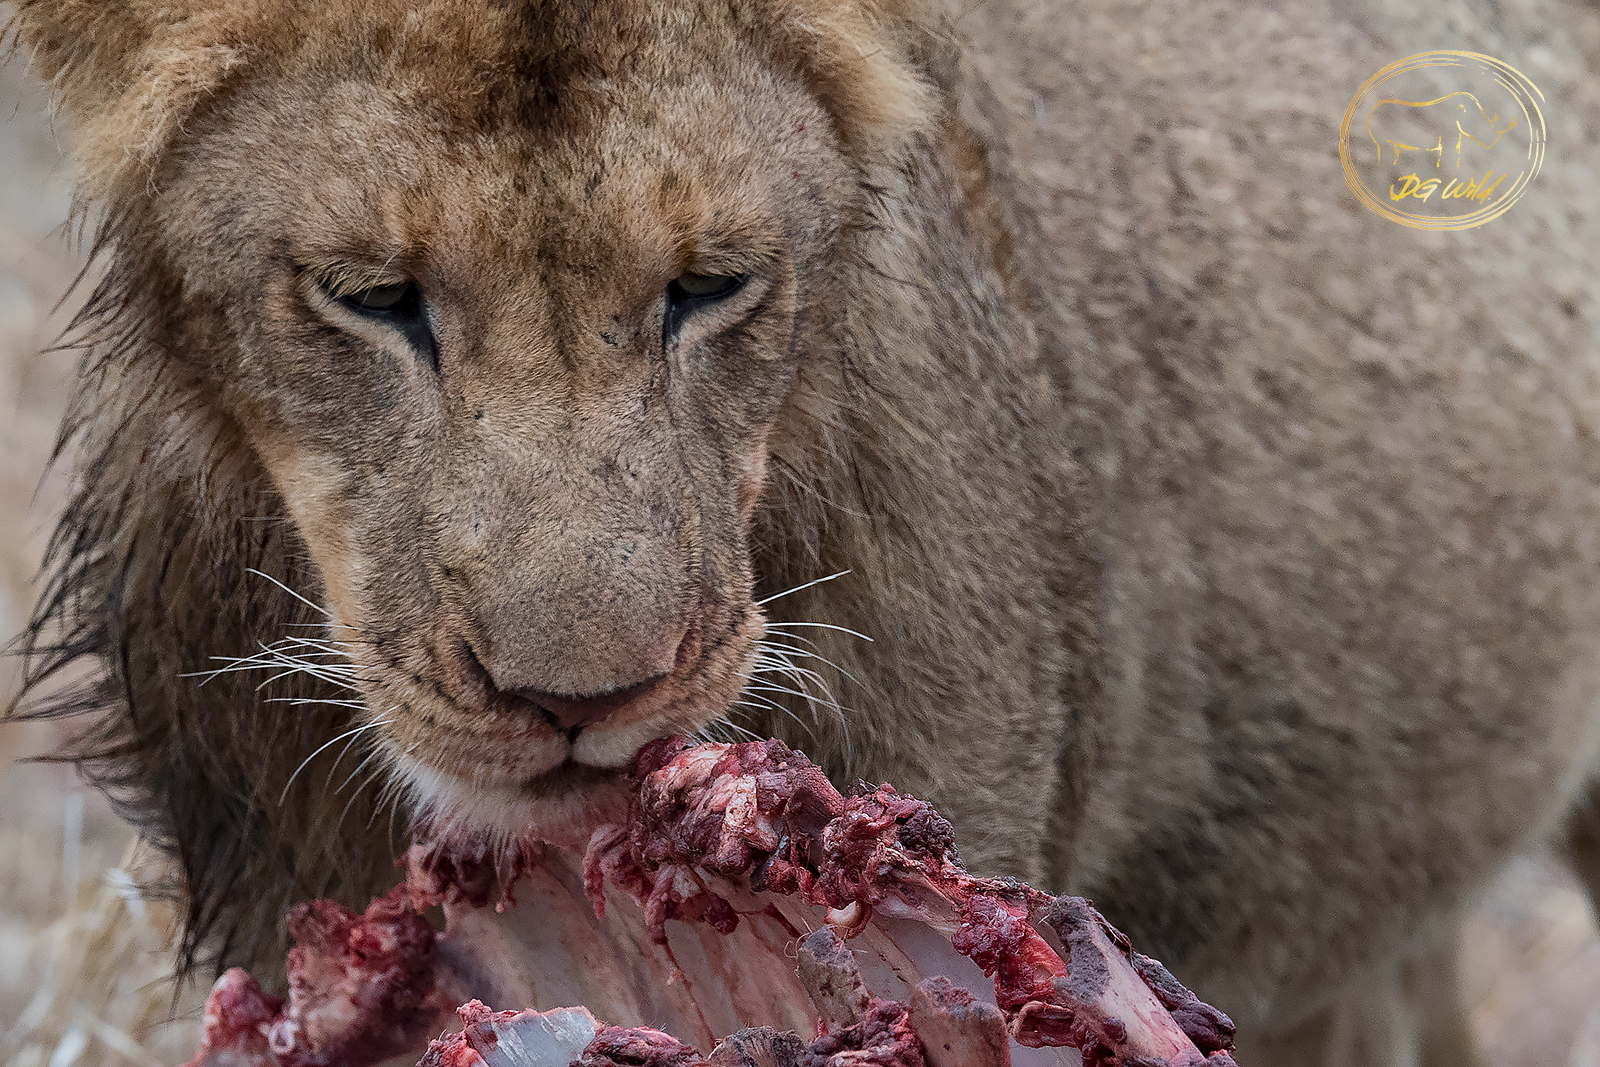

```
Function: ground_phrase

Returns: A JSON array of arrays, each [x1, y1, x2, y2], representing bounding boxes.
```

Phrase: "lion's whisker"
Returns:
[[692, 718, 764, 745], [278, 634, 363, 650], [336, 745, 386, 796], [762, 620, 875, 643], [746, 649, 853, 765], [371, 752, 414, 837], [279, 716, 392, 805], [745, 682, 851, 722], [754, 640, 867, 690], [265, 697, 369, 708], [335, 770, 383, 835], [735, 682, 833, 740], [730, 697, 819, 745], [319, 707, 400, 793], [717, 719, 765, 742], [245, 567, 334, 619], [333, 755, 393, 834], [754, 570, 852, 607], [751, 655, 845, 705], [249, 665, 359, 692], [184, 633, 365, 695]]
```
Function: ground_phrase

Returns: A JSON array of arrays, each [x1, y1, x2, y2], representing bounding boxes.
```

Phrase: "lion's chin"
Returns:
[[391, 750, 634, 854]]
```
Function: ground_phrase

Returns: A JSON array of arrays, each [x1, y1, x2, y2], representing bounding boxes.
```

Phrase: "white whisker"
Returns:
[[744, 641, 855, 766], [752, 658, 845, 704], [754, 570, 851, 606], [730, 695, 821, 745], [334, 755, 391, 833], [336, 746, 386, 796], [265, 697, 369, 709], [246, 567, 333, 619], [183, 634, 363, 695], [715, 719, 765, 742], [278, 715, 393, 805], [371, 750, 414, 835], [763, 621, 875, 643], [336, 776, 378, 834], [754, 641, 867, 689], [279, 635, 362, 652], [733, 691, 805, 716], [250, 665, 358, 692]]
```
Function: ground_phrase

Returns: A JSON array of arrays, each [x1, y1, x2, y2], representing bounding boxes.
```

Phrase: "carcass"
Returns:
[[185, 738, 1238, 1067]]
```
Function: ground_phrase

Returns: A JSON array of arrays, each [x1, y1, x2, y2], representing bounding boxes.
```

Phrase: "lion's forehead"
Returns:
[[188, 43, 839, 292]]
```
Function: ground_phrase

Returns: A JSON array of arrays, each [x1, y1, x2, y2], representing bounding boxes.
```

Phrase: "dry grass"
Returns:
[[0, 27, 1596, 1067], [0, 53, 205, 1067], [0, 841, 200, 1067]]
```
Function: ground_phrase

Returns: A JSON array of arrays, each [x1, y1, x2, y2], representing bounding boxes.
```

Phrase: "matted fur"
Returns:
[[6, 1, 1600, 1064]]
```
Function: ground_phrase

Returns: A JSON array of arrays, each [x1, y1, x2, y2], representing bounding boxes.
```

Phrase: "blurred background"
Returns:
[[0, 31, 1598, 1067]]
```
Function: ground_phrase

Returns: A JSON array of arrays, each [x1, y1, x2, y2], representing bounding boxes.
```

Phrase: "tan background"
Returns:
[[0, 34, 1597, 1067]]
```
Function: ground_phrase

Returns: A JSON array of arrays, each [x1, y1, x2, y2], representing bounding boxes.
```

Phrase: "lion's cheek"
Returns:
[[252, 433, 371, 637], [735, 437, 775, 518]]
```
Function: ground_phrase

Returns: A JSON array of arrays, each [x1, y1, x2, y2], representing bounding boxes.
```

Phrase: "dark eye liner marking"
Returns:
[[335, 281, 440, 373]]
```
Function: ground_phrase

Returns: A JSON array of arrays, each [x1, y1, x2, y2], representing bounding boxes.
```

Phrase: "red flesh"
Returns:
[[186, 737, 1237, 1067], [184, 885, 439, 1067], [573, 739, 1235, 1063]]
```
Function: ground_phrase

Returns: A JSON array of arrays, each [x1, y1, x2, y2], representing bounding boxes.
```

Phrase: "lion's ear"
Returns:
[[7, 1, 173, 123], [750, 0, 941, 171], [5, 1, 247, 199]]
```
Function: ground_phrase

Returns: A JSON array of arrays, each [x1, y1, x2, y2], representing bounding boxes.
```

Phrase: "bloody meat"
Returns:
[[186, 738, 1237, 1067]]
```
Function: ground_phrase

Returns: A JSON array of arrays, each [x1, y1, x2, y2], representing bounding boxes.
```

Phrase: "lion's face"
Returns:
[[155, 5, 862, 841]]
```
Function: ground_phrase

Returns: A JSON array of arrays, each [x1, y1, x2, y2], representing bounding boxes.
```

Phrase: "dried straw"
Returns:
[[0, 839, 202, 1067]]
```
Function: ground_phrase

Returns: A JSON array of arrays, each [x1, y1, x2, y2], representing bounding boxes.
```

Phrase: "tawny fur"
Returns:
[[7, 1, 1600, 1064]]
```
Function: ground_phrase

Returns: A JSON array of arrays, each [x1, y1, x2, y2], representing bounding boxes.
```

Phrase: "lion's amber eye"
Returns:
[[663, 272, 747, 344]]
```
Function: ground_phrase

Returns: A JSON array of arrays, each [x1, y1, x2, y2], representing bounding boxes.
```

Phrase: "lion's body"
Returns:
[[9, 0, 1600, 1063], [968, 4, 1600, 1054]]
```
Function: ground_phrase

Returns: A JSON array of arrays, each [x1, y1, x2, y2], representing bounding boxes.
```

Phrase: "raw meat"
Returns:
[[185, 738, 1238, 1067], [184, 886, 440, 1066]]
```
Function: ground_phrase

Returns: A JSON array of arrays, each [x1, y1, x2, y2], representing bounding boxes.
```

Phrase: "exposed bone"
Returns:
[[1035, 897, 1212, 1065], [910, 978, 1012, 1067], [183, 738, 1239, 1067], [797, 927, 872, 1028]]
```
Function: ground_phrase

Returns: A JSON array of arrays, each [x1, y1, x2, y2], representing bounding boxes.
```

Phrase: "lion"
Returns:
[[7, 0, 1600, 1063]]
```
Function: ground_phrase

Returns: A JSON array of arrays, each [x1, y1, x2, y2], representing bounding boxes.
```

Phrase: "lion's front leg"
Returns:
[[1235, 909, 1491, 1067]]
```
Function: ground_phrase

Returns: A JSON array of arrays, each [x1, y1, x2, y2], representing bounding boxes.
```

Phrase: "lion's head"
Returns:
[[177, 5, 876, 845], [9, 0, 948, 966]]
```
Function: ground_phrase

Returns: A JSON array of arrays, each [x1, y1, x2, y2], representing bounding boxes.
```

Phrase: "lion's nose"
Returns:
[[510, 675, 664, 731]]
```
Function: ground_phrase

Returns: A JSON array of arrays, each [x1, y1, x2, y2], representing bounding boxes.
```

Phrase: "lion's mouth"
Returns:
[[373, 599, 761, 846]]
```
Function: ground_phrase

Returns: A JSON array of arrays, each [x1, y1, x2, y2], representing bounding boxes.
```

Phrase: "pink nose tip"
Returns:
[[513, 675, 663, 731]]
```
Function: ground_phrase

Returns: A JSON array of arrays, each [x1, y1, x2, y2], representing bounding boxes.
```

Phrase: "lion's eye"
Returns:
[[663, 272, 747, 344], [329, 279, 438, 371], [671, 272, 744, 299], [340, 281, 417, 314]]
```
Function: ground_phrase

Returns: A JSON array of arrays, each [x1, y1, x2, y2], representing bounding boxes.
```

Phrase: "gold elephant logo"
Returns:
[[1340, 52, 1546, 230], [1367, 92, 1517, 169]]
